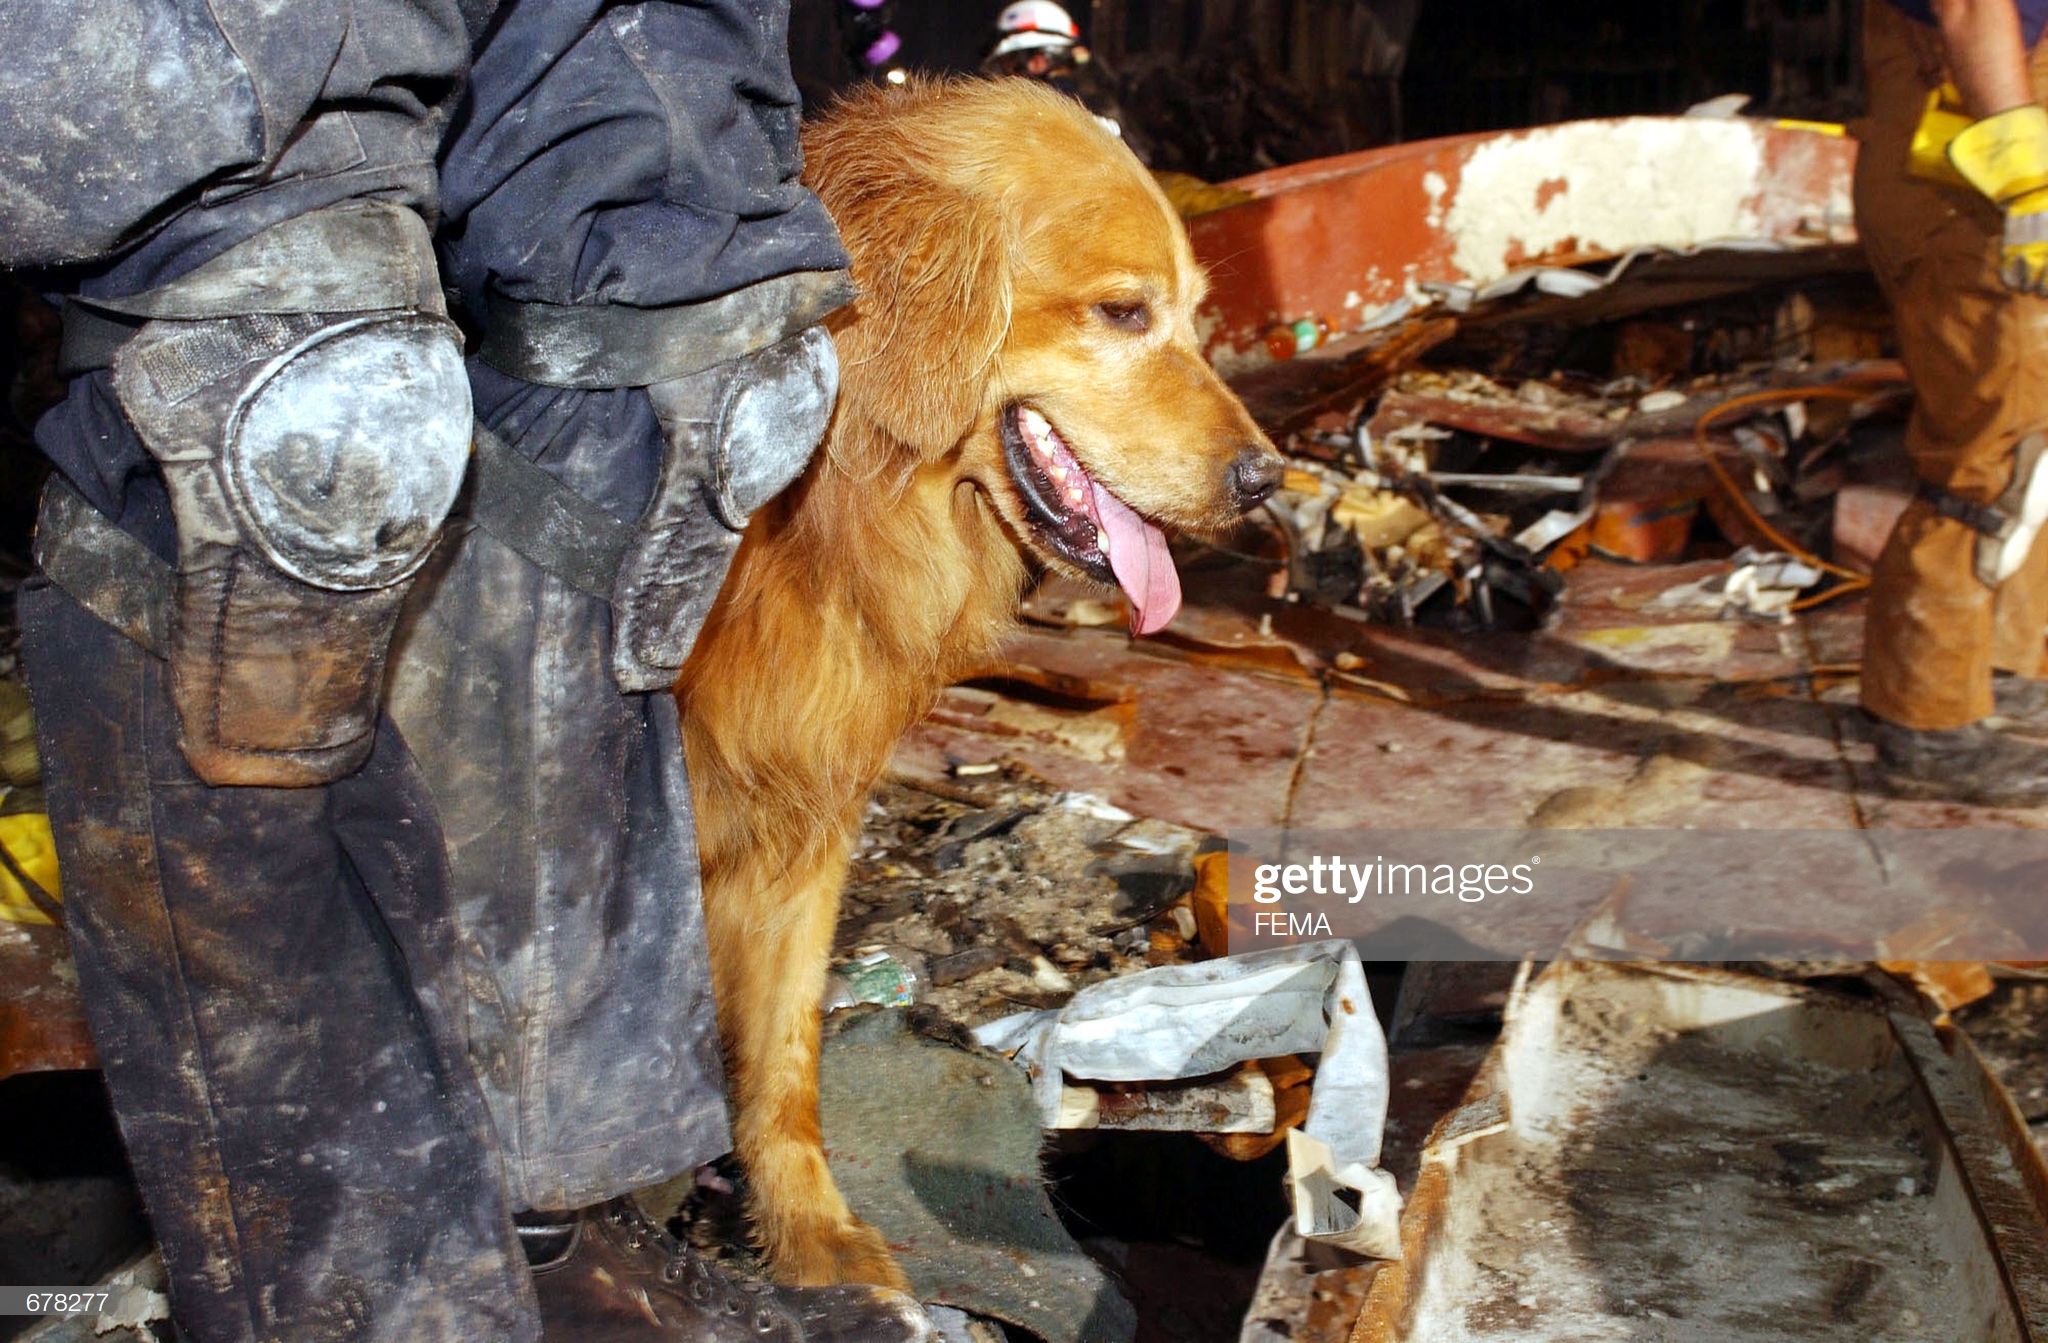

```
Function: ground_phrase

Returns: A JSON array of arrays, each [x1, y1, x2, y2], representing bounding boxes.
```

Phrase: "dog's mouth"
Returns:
[[999, 402, 1181, 635]]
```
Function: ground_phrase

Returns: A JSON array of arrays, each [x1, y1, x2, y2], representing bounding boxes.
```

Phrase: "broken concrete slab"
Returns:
[[1832, 480, 1912, 575], [1557, 618, 1803, 680], [1545, 559, 1812, 680], [1285, 692, 1642, 830], [1323, 622, 1592, 701], [817, 1007, 1137, 1343], [1797, 595, 1869, 670], [1294, 671, 1864, 831], [1368, 371, 1628, 452]]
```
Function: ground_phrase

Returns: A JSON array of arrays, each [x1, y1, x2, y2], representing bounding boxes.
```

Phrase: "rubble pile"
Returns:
[[827, 779, 1209, 1026], [1247, 276, 1912, 634]]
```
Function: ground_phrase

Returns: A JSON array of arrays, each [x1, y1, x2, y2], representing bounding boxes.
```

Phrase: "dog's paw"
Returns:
[[770, 1215, 911, 1292]]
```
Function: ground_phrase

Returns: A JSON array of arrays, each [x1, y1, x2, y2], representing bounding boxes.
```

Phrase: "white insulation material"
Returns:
[[1444, 119, 1765, 284], [975, 941, 1402, 1258]]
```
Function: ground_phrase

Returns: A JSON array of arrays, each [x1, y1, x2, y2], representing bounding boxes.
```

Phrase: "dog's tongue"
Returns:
[[1089, 481, 1180, 636]]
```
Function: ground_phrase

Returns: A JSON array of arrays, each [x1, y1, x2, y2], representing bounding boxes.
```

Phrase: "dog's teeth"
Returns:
[[1095, 526, 1111, 551], [1069, 487, 1086, 506], [1050, 464, 1067, 482]]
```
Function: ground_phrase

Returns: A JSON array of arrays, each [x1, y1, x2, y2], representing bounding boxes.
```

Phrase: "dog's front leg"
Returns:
[[704, 835, 911, 1290]]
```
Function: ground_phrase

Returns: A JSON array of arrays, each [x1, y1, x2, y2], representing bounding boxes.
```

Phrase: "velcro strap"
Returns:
[[87, 203, 444, 320], [57, 201, 446, 376], [57, 301, 145, 377], [2008, 206, 2048, 245], [479, 269, 855, 389], [33, 477, 173, 656], [466, 428, 634, 599], [1918, 479, 2016, 540]]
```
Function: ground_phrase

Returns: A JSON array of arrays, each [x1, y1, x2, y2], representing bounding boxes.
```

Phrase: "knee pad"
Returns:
[[113, 311, 471, 784], [610, 325, 838, 692]]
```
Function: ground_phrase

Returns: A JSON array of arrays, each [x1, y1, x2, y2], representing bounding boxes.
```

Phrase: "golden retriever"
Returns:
[[676, 76, 1282, 1289]]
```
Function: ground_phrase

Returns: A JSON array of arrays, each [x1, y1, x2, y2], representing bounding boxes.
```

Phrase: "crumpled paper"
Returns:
[[973, 940, 1403, 1258]]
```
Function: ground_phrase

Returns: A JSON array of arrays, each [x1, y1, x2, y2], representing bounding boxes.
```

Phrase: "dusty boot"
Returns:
[[526, 1199, 935, 1342], [1870, 714, 2048, 806], [1991, 671, 2048, 733]]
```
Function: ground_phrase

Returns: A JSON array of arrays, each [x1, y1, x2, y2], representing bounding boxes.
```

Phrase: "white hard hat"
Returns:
[[995, 1, 1079, 40], [990, 28, 1077, 57]]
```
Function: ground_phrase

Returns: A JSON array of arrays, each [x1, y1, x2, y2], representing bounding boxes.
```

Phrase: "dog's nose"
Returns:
[[1228, 447, 1285, 511]]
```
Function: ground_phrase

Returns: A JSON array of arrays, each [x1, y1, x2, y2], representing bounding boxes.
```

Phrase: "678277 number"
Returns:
[[24, 1292, 110, 1315]]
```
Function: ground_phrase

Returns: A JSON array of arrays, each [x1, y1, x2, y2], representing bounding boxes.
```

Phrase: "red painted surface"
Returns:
[[1187, 118, 1860, 374]]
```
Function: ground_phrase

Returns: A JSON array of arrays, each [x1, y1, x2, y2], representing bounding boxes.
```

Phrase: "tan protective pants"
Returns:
[[1857, 0, 2048, 729]]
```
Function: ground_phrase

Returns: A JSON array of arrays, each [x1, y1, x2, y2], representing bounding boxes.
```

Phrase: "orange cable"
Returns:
[[1689, 376, 1911, 611]]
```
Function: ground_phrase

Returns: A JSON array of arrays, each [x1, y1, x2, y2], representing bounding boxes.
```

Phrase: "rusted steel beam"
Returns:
[[1190, 116, 1859, 376]]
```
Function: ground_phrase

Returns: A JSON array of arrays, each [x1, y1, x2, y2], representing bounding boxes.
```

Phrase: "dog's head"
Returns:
[[805, 78, 1281, 633]]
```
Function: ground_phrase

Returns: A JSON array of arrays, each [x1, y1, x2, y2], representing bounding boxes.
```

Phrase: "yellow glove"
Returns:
[[1909, 84, 1972, 188], [0, 812, 60, 926], [1949, 104, 2048, 294]]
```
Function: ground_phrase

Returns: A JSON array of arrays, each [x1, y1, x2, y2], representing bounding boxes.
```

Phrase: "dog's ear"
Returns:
[[819, 168, 1014, 462]]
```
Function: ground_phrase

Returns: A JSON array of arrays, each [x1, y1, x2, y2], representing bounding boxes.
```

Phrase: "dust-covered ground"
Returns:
[[830, 776, 1209, 1028]]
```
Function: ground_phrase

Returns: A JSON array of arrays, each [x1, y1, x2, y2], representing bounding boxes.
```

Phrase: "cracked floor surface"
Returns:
[[894, 553, 2048, 835]]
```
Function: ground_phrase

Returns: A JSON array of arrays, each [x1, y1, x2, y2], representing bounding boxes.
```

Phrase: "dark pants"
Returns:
[[11, 0, 840, 1331], [384, 363, 733, 1214], [21, 364, 736, 1341], [19, 578, 538, 1343]]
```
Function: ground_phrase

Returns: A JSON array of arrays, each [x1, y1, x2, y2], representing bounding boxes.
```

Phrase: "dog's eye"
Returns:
[[1095, 300, 1152, 333]]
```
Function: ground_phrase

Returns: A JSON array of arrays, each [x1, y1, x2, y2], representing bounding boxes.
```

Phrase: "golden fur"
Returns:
[[676, 77, 1277, 1288]]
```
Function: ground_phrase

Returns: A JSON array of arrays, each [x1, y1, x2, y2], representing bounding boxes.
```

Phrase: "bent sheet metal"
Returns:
[[974, 940, 1403, 1258]]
